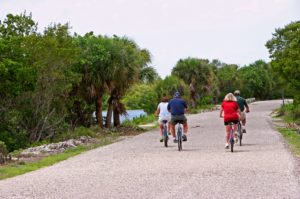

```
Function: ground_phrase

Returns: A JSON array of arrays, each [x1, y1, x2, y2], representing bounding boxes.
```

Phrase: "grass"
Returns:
[[122, 114, 157, 125], [274, 103, 300, 157], [278, 128, 300, 157], [0, 133, 119, 180]]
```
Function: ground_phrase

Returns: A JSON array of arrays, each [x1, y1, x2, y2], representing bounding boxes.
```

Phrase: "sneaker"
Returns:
[[182, 134, 187, 142], [160, 138, 163, 142], [173, 138, 178, 143], [225, 143, 229, 149]]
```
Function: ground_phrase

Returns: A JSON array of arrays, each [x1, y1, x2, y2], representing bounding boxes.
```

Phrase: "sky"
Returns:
[[0, 0, 299, 78]]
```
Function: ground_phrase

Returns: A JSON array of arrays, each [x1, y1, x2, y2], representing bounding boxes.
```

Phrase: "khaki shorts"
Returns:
[[240, 112, 246, 121]]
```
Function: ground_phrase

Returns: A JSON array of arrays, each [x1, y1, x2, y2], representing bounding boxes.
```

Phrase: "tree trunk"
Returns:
[[113, 101, 121, 127], [96, 94, 103, 128], [105, 96, 113, 128]]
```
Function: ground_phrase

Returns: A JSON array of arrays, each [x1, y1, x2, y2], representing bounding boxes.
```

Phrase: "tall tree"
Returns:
[[105, 36, 151, 127], [73, 33, 111, 128], [266, 20, 300, 103], [172, 57, 218, 106]]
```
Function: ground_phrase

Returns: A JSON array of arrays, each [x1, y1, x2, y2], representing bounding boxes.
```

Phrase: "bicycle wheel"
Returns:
[[177, 127, 182, 151], [163, 125, 168, 147], [230, 130, 234, 152], [238, 122, 242, 146]]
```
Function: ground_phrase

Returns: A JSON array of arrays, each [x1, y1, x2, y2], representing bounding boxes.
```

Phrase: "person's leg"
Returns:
[[183, 122, 188, 134], [170, 124, 176, 138], [158, 119, 164, 142], [167, 122, 171, 135], [241, 112, 247, 132], [225, 125, 230, 147]]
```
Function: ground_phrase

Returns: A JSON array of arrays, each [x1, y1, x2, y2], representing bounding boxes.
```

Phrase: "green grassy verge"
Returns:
[[0, 136, 116, 180], [274, 103, 300, 157], [122, 114, 157, 125], [278, 128, 300, 157]]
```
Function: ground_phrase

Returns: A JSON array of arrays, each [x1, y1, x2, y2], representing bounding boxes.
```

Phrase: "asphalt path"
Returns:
[[0, 100, 299, 199]]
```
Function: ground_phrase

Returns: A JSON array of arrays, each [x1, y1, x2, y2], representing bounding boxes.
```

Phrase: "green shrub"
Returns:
[[53, 127, 96, 142], [0, 130, 29, 152], [122, 114, 156, 125], [0, 141, 8, 164]]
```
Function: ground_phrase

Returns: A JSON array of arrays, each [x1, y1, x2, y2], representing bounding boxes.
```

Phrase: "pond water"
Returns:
[[94, 109, 147, 123]]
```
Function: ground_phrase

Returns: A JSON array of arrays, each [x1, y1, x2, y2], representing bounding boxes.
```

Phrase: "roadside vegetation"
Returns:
[[275, 103, 300, 156], [0, 12, 299, 176]]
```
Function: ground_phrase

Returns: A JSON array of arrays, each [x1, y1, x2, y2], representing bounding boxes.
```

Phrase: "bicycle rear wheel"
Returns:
[[230, 131, 234, 152], [177, 126, 182, 151], [238, 122, 242, 146], [163, 127, 168, 147]]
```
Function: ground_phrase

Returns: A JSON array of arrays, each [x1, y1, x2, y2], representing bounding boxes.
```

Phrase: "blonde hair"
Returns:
[[224, 93, 237, 101]]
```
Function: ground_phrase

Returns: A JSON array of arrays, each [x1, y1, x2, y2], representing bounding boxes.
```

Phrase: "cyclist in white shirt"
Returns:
[[155, 96, 171, 142]]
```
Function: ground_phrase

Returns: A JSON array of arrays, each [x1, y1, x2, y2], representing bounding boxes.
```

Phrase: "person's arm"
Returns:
[[219, 107, 224, 118], [155, 107, 160, 116], [244, 100, 250, 113], [184, 100, 188, 113]]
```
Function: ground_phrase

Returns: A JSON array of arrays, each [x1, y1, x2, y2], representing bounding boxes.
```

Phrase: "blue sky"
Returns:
[[1, 0, 299, 77]]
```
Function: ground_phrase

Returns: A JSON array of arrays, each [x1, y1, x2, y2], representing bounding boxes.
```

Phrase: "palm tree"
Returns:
[[105, 36, 151, 127], [74, 33, 111, 128]]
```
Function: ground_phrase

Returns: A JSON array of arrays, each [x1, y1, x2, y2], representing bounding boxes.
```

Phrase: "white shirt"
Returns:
[[157, 102, 171, 120]]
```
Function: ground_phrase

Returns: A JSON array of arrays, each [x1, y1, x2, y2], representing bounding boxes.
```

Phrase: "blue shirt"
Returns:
[[167, 98, 187, 115]]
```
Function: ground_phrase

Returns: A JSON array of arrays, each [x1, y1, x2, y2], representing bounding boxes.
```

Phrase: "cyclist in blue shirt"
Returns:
[[167, 91, 188, 143]]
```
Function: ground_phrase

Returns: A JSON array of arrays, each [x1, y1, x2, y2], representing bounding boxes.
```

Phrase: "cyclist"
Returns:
[[234, 90, 250, 133], [167, 91, 188, 143], [219, 93, 241, 149], [155, 96, 171, 142]]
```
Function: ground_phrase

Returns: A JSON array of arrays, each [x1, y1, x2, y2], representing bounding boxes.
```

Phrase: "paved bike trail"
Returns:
[[0, 100, 299, 198]]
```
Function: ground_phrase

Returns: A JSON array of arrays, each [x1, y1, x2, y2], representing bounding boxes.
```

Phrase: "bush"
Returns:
[[53, 127, 96, 142], [0, 130, 29, 152], [0, 141, 8, 164], [122, 114, 156, 125]]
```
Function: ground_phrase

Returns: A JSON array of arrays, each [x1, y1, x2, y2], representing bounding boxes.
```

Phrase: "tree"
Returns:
[[238, 60, 275, 99], [154, 75, 189, 102], [122, 84, 158, 114], [216, 64, 239, 100], [266, 21, 300, 102], [0, 12, 39, 150], [105, 36, 151, 127], [172, 57, 219, 106], [73, 33, 111, 128]]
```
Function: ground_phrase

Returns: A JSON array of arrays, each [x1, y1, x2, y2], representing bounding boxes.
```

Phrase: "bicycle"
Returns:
[[228, 122, 236, 152], [176, 123, 183, 151], [162, 120, 169, 147], [237, 121, 242, 146]]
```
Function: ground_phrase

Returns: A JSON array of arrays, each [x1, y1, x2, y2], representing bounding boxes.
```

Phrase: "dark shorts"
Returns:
[[170, 115, 187, 125], [224, 120, 239, 126]]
